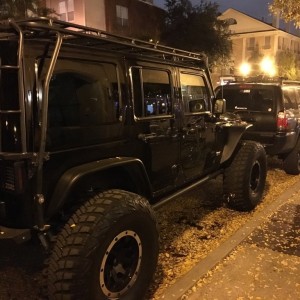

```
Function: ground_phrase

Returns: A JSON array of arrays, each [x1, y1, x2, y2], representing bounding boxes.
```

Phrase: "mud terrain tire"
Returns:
[[46, 189, 159, 300], [224, 141, 267, 211]]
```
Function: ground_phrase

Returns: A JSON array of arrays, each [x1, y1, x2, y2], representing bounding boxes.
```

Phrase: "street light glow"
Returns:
[[260, 56, 276, 77], [239, 62, 251, 77]]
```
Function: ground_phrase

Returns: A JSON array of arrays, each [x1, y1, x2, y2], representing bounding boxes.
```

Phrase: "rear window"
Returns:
[[46, 60, 121, 150], [216, 85, 275, 112], [282, 86, 300, 110]]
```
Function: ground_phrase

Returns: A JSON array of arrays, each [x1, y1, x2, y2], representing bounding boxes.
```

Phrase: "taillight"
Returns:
[[277, 111, 288, 131]]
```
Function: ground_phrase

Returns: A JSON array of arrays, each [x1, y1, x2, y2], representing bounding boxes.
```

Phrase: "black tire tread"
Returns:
[[224, 141, 267, 211], [47, 189, 157, 300]]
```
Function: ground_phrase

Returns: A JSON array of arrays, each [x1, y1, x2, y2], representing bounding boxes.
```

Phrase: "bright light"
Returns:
[[239, 62, 251, 77], [260, 57, 276, 77]]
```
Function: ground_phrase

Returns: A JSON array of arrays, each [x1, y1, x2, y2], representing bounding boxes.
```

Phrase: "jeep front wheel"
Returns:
[[47, 189, 159, 300], [223, 141, 267, 211]]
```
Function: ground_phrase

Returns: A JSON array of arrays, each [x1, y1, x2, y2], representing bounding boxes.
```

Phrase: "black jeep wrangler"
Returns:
[[215, 78, 300, 175], [0, 18, 266, 299]]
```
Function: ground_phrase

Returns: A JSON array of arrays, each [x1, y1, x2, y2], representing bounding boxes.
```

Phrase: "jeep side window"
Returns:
[[47, 61, 121, 149], [180, 73, 209, 114], [131, 67, 172, 118]]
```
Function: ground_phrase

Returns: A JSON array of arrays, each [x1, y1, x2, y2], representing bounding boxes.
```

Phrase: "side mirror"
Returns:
[[214, 98, 226, 115]]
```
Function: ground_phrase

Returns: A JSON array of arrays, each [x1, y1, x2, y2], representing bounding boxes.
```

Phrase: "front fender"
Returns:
[[46, 157, 152, 218], [219, 122, 252, 164]]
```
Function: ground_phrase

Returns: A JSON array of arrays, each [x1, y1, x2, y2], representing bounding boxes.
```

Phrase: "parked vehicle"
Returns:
[[215, 78, 300, 175], [0, 18, 267, 299]]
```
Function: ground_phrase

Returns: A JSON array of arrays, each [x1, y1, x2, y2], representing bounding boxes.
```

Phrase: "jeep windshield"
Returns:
[[216, 85, 275, 113]]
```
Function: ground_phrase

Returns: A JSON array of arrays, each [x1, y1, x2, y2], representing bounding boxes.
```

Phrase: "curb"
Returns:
[[160, 178, 300, 299]]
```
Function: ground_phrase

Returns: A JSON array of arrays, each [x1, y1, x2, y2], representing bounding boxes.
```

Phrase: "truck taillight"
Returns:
[[277, 111, 288, 131]]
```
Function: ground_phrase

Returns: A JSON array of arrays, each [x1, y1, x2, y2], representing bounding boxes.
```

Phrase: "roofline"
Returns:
[[231, 29, 277, 35], [221, 7, 300, 39]]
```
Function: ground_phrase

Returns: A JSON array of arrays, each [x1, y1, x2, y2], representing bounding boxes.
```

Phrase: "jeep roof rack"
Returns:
[[0, 17, 208, 67]]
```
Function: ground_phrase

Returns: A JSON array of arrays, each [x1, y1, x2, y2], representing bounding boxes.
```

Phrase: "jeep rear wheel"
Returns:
[[283, 139, 300, 175], [47, 189, 159, 300], [223, 141, 267, 211]]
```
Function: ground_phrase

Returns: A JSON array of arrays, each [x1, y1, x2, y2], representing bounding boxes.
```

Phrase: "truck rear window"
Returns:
[[216, 86, 274, 112]]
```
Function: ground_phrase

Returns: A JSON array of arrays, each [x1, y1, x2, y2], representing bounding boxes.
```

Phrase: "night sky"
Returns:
[[154, 0, 272, 22]]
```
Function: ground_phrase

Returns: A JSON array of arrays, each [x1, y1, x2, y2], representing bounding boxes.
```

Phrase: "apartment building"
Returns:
[[217, 8, 300, 80], [46, 0, 164, 41]]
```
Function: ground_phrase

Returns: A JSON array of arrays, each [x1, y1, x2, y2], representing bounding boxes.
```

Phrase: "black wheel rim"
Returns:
[[99, 230, 142, 298], [250, 160, 261, 193]]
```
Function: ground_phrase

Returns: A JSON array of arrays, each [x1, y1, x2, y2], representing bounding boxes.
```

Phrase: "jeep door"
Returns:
[[130, 65, 180, 194], [179, 70, 221, 180]]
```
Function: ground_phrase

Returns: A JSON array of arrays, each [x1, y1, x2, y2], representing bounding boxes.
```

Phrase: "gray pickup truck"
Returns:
[[216, 79, 300, 175]]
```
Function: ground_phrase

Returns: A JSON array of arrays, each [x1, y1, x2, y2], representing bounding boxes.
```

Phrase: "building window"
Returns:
[[116, 5, 128, 26], [282, 38, 286, 50], [264, 36, 271, 49], [278, 36, 282, 50], [291, 40, 294, 52], [246, 37, 255, 51], [58, 0, 74, 22]]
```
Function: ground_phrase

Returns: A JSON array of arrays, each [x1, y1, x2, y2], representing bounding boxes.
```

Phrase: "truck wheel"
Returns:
[[46, 189, 159, 300], [223, 141, 267, 211], [283, 139, 300, 175]]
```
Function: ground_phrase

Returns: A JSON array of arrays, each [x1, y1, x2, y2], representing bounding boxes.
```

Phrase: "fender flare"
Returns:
[[220, 123, 252, 164], [46, 157, 152, 217]]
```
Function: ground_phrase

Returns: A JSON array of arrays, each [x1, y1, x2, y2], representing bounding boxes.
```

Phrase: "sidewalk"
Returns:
[[161, 178, 300, 299]]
